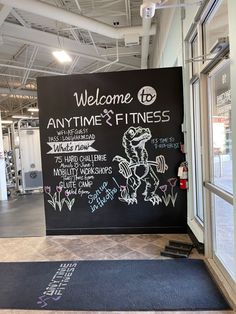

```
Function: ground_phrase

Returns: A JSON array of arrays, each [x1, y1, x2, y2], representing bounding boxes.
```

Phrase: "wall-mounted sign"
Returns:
[[37, 67, 186, 235]]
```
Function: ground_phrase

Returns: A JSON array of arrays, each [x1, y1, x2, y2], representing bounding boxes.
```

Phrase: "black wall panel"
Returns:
[[37, 67, 187, 235]]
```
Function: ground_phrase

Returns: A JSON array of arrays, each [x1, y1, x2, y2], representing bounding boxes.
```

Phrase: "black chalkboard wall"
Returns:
[[37, 67, 187, 235]]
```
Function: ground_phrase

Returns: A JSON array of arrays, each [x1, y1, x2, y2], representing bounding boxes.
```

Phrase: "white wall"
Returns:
[[151, 3, 176, 68], [160, 7, 182, 67], [151, 1, 199, 69], [183, 1, 199, 37]]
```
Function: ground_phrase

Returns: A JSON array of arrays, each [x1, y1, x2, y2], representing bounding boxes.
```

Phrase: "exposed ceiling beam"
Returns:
[[21, 46, 39, 85], [70, 28, 80, 42], [0, 0, 149, 69], [98, 0, 123, 9], [0, 63, 65, 76], [125, 0, 131, 27], [0, 87, 37, 97], [0, 72, 36, 80], [85, 10, 126, 18], [0, 43, 29, 78], [67, 55, 80, 74], [0, 4, 11, 26], [88, 31, 100, 55], [2, 98, 38, 117], [11, 8, 30, 27], [0, 0, 155, 39], [80, 61, 99, 73], [72, 0, 99, 56], [12, 44, 28, 60], [74, 0, 82, 12], [1, 22, 140, 69]]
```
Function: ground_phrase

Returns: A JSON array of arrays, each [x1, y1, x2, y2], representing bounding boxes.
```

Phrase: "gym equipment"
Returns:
[[4, 150, 15, 188], [10, 118, 43, 194]]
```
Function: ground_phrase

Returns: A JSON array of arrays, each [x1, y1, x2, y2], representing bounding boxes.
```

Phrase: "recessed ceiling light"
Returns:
[[52, 50, 72, 63], [27, 108, 39, 112]]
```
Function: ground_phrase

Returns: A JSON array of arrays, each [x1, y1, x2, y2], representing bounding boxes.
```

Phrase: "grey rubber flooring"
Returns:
[[0, 193, 45, 237]]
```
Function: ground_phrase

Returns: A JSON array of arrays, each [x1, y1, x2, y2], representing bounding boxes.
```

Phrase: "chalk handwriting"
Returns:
[[73, 88, 133, 107], [151, 137, 180, 149], [46, 111, 171, 129], [57, 128, 88, 135], [88, 180, 118, 213], [47, 116, 102, 129], [49, 151, 110, 201], [80, 166, 112, 175], [47, 141, 97, 154], [115, 111, 170, 125]]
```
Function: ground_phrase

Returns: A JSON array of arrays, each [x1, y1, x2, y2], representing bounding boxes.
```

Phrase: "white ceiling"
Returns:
[[0, 0, 155, 118]]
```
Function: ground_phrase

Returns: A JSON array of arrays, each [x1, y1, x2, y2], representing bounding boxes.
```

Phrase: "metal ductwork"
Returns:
[[0, 0, 156, 39], [0, 0, 155, 69], [141, 18, 152, 69]]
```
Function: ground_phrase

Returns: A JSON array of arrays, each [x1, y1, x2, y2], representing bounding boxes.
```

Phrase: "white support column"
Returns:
[[0, 111, 7, 200]]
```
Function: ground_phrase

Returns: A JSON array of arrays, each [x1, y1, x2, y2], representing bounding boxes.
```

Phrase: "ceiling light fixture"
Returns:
[[12, 115, 32, 119], [52, 50, 72, 63], [1, 120, 13, 124], [27, 108, 39, 112]]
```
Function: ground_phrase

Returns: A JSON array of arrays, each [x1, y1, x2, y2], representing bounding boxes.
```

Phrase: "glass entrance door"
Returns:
[[206, 60, 235, 280]]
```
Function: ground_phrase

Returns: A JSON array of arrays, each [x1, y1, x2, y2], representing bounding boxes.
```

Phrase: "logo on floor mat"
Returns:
[[37, 262, 77, 308]]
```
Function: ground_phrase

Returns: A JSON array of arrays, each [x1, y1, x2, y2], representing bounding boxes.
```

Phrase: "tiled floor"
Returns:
[[0, 233, 200, 262], [0, 233, 233, 314]]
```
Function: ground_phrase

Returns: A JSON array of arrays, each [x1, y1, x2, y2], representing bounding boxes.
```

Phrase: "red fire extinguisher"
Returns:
[[178, 162, 188, 189]]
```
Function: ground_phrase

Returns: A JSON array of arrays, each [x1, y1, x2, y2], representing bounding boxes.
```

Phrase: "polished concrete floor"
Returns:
[[0, 193, 45, 237], [0, 195, 234, 314]]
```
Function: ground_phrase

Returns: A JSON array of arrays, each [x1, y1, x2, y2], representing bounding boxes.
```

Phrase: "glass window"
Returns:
[[190, 33, 198, 77], [192, 80, 204, 222], [203, 0, 229, 55], [209, 62, 232, 193], [213, 194, 235, 278]]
